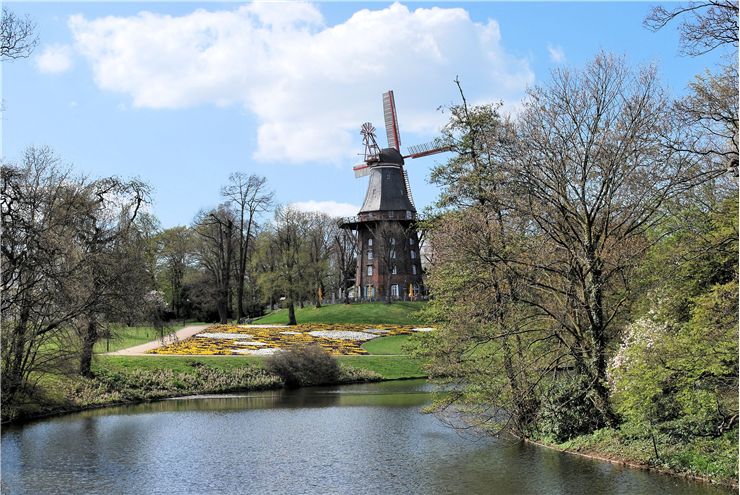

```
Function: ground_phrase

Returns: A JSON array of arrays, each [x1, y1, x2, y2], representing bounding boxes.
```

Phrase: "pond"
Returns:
[[1, 380, 730, 494]]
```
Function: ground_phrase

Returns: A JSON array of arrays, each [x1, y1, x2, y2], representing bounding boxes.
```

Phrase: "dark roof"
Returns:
[[359, 149, 415, 214], [378, 148, 405, 165]]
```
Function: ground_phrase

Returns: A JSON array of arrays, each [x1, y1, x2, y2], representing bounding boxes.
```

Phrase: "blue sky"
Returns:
[[3, 2, 728, 228]]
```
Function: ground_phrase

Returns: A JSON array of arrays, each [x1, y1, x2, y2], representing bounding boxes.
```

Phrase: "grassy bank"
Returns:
[[545, 427, 739, 487], [4, 302, 428, 423], [255, 301, 426, 325]]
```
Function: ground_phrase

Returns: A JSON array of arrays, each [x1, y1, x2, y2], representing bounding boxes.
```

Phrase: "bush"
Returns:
[[538, 375, 605, 442], [265, 345, 340, 388]]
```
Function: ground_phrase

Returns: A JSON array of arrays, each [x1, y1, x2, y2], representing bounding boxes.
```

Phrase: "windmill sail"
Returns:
[[353, 163, 371, 178], [383, 90, 401, 150], [405, 138, 450, 159]]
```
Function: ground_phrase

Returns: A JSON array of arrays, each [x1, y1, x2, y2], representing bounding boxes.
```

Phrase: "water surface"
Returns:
[[1, 380, 730, 494]]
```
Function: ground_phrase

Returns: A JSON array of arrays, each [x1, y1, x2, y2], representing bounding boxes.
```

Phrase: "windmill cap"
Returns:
[[379, 148, 404, 165]]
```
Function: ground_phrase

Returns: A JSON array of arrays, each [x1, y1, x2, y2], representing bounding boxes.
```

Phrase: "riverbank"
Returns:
[[1, 360, 385, 425], [520, 429, 739, 489]]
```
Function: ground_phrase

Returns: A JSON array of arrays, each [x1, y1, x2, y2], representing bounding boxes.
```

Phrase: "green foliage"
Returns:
[[265, 345, 341, 387], [610, 196, 738, 441], [538, 375, 607, 443], [555, 426, 738, 484]]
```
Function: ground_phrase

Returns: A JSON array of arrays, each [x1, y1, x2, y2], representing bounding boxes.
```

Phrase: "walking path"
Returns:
[[106, 324, 210, 356]]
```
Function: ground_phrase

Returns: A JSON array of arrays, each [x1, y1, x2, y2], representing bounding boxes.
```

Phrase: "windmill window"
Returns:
[[410, 250, 416, 259], [367, 249, 373, 260], [390, 249, 396, 259], [367, 265, 373, 276], [390, 238, 396, 245], [409, 238, 414, 245], [391, 284, 399, 297], [412, 265, 417, 275], [368, 238, 373, 247], [392, 265, 397, 275]]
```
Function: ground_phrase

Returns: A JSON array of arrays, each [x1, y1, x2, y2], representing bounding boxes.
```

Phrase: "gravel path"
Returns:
[[105, 324, 210, 356]]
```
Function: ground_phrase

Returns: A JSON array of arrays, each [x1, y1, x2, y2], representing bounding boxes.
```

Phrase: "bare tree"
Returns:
[[221, 173, 273, 320], [332, 226, 357, 304], [673, 63, 739, 176], [193, 207, 235, 324], [1, 7, 37, 60], [1, 146, 150, 388], [76, 176, 150, 377], [644, 0, 738, 56]]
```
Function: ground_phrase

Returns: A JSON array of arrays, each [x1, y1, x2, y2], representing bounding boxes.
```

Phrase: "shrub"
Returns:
[[538, 375, 605, 442], [265, 345, 340, 388]]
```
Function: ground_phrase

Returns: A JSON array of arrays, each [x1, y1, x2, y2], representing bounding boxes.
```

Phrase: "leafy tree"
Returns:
[[420, 53, 717, 438], [158, 226, 193, 318], [611, 195, 738, 439], [270, 206, 311, 325]]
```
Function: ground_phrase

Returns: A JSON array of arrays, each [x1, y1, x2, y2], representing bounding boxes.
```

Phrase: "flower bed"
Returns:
[[149, 323, 429, 356]]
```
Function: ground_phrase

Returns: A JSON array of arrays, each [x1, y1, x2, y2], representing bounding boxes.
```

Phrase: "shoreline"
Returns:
[[1, 374, 408, 427], [519, 436, 738, 490]]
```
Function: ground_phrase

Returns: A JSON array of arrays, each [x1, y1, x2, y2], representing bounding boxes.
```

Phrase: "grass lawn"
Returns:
[[361, 334, 411, 355], [96, 350, 425, 380], [254, 301, 426, 325]]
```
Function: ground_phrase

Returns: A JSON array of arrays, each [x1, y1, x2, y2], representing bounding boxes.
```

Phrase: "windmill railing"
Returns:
[[339, 211, 424, 228]]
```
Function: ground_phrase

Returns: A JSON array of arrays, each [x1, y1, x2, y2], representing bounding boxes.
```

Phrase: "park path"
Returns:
[[105, 324, 210, 356]]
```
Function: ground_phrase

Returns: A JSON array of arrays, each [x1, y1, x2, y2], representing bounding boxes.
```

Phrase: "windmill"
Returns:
[[340, 90, 449, 302], [352, 90, 450, 208]]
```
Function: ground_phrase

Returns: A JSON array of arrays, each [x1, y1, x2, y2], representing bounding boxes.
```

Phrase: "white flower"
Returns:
[[307, 330, 377, 341]]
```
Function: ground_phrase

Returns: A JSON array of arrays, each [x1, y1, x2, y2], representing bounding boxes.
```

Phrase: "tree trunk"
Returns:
[[287, 297, 297, 325], [79, 318, 98, 378]]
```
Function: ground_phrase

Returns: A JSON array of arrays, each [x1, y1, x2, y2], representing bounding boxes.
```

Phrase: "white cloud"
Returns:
[[68, 3, 533, 163], [290, 200, 359, 217], [547, 43, 565, 63], [35, 44, 73, 73]]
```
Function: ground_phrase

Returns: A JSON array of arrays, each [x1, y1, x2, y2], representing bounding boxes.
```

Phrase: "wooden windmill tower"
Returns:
[[341, 90, 449, 301]]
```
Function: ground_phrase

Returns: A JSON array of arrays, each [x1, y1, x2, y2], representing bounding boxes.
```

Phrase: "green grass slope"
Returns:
[[254, 301, 426, 325]]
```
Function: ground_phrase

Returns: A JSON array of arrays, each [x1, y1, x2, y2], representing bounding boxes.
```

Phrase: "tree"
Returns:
[[422, 54, 708, 438], [2, 148, 87, 398], [304, 212, 334, 308], [611, 194, 738, 440], [1, 7, 37, 60], [1, 146, 151, 389], [645, 0, 738, 175], [158, 226, 192, 318], [193, 207, 235, 324], [332, 227, 357, 304], [221, 173, 272, 319], [644, 0, 738, 56], [76, 176, 150, 377], [270, 206, 310, 325]]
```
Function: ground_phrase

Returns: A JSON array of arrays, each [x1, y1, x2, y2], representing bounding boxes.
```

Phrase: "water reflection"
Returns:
[[1, 380, 731, 495]]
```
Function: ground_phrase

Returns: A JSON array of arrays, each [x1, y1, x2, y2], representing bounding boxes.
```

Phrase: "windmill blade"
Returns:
[[404, 138, 451, 159], [353, 163, 371, 178], [383, 90, 401, 150]]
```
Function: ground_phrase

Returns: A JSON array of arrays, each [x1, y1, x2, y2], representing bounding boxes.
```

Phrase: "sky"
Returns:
[[2, 1, 729, 228]]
